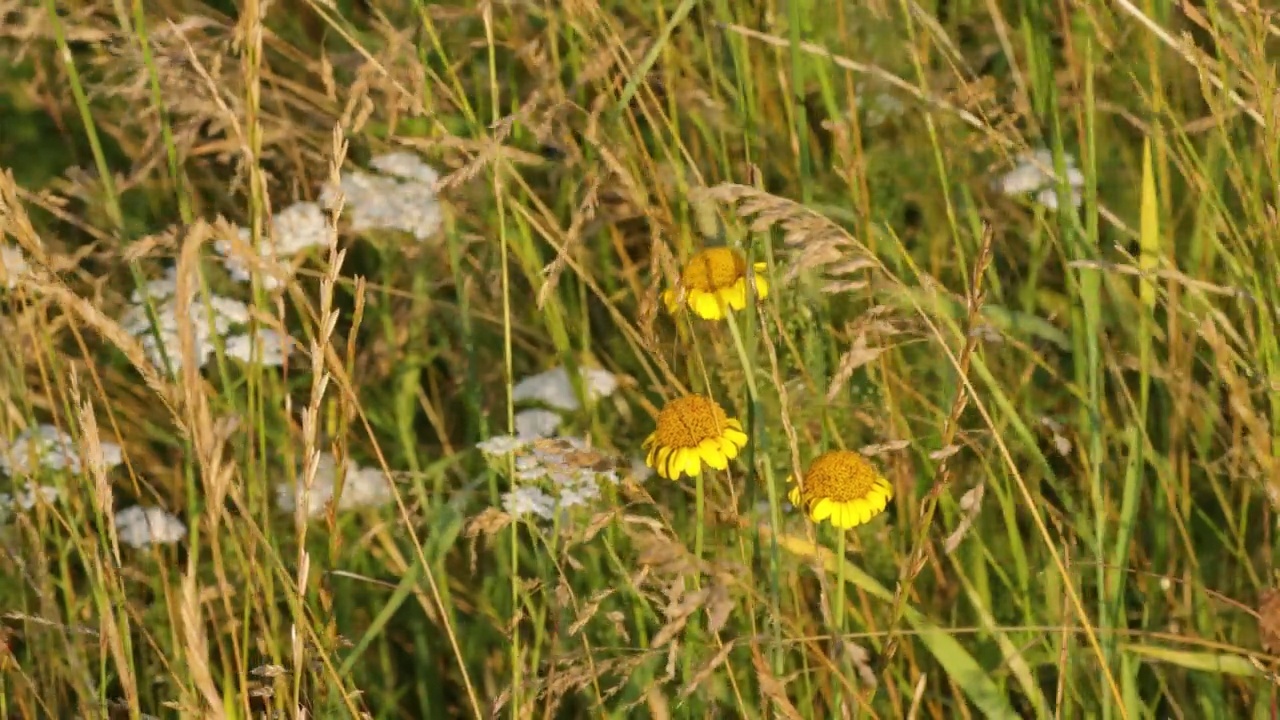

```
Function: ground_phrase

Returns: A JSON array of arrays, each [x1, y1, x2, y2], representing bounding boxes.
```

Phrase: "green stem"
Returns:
[[695, 471, 706, 566], [834, 529, 847, 713]]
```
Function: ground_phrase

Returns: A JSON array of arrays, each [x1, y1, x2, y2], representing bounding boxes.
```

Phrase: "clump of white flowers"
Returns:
[[276, 452, 395, 519], [854, 83, 906, 128], [1, 245, 29, 289], [0, 424, 123, 477], [994, 149, 1085, 210], [512, 366, 619, 412], [474, 364, 630, 522], [514, 408, 562, 441], [480, 436, 634, 523], [0, 483, 60, 517], [319, 152, 443, 242], [123, 268, 293, 372], [114, 505, 187, 548], [216, 201, 331, 290]]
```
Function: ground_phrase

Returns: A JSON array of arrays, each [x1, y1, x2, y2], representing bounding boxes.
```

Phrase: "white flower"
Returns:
[[0, 483, 61, 515], [512, 366, 619, 412], [217, 202, 330, 290], [995, 149, 1085, 209], [259, 201, 330, 256], [130, 266, 181, 304], [854, 85, 906, 128], [122, 288, 256, 372], [0, 424, 124, 477], [320, 153, 442, 242], [225, 327, 292, 366], [476, 434, 528, 456], [369, 152, 441, 184], [0, 245, 28, 289], [501, 486, 556, 520], [514, 409, 562, 440], [114, 505, 187, 548], [558, 474, 601, 507], [275, 453, 395, 518], [1033, 186, 1083, 211]]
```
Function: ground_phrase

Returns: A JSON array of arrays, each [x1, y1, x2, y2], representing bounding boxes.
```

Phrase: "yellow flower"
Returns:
[[787, 450, 893, 530], [662, 247, 769, 320], [642, 395, 749, 480]]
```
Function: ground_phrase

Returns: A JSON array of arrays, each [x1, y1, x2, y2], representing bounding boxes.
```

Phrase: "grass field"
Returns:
[[1, 0, 1279, 717]]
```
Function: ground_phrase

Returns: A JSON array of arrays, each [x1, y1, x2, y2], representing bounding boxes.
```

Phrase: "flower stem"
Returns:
[[834, 529, 847, 713], [695, 471, 706, 567]]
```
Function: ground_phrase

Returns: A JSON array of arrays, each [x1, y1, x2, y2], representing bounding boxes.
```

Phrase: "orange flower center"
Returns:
[[651, 395, 732, 449], [681, 248, 747, 292], [799, 450, 881, 502]]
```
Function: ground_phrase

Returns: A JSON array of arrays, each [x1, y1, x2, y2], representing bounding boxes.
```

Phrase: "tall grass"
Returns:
[[1, 0, 1278, 717]]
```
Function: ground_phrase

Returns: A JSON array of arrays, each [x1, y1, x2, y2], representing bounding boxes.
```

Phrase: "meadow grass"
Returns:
[[1, 0, 1278, 717]]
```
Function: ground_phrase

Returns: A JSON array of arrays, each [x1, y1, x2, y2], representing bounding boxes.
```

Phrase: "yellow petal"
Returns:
[[858, 501, 876, 525], [671, 447, 691, 479], [725, 418, 744, 432], [642, 432, 657, 451], [753, 271, 770, 301], [718, 436, 741, 459], [875, 477, 894, 500], [654, 446, 672, 478], [681, 448, 704, 478], [810, 498, 834, 522], [833, 503, 854, 529], [786, 485, 802, 506], [722, 427, 749, 448], [698, 439, 729, 470], [662, 289, 681, 315], [722, 280, 748, 310], [693, 291, 724, 320]]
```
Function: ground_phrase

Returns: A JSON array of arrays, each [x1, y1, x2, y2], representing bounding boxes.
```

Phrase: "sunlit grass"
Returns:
[[0, 1, 1278, 718]]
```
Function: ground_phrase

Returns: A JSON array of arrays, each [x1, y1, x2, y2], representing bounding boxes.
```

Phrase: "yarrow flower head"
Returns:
[[787, 450, 893, 530], [122, 271, 295, 373], [1, 245, 29, 289], [113, 505, 188, 548], [216, 201, 330, 290], [319, 152, 442, 242], [994, 149, 1084, 210], [0, 483, 60, 518], [275, 453, 395, 519], [663, 247, 769, 321], [512, 366, 619, 412], [642, 394, 748, 480], [490, 436, 622, 523], [1, 424, 123, 477]]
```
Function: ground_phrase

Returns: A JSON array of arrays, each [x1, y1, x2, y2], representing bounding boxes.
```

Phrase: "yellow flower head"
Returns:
[[787, 450, 893, 530], [662, 247, 769, 321], [642, 394, 749, 480]]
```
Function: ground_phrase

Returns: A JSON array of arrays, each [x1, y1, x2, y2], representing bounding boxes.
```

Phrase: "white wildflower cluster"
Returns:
[[994, 149, 1085, 210], [854, 85, 907, 128], [512, 366, 619, 413], [0, 484, 60, 516], [488, 437, 622, 523], [0, 423, 123, 477], [319, 152, 443, 242], [1, 245, 29, 289], [123, 268, 293, 371], [476, 365, 634, 522], [275, 452, 395, 519], [215, 201, 331, 290], [113, 505, 187, 548]]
